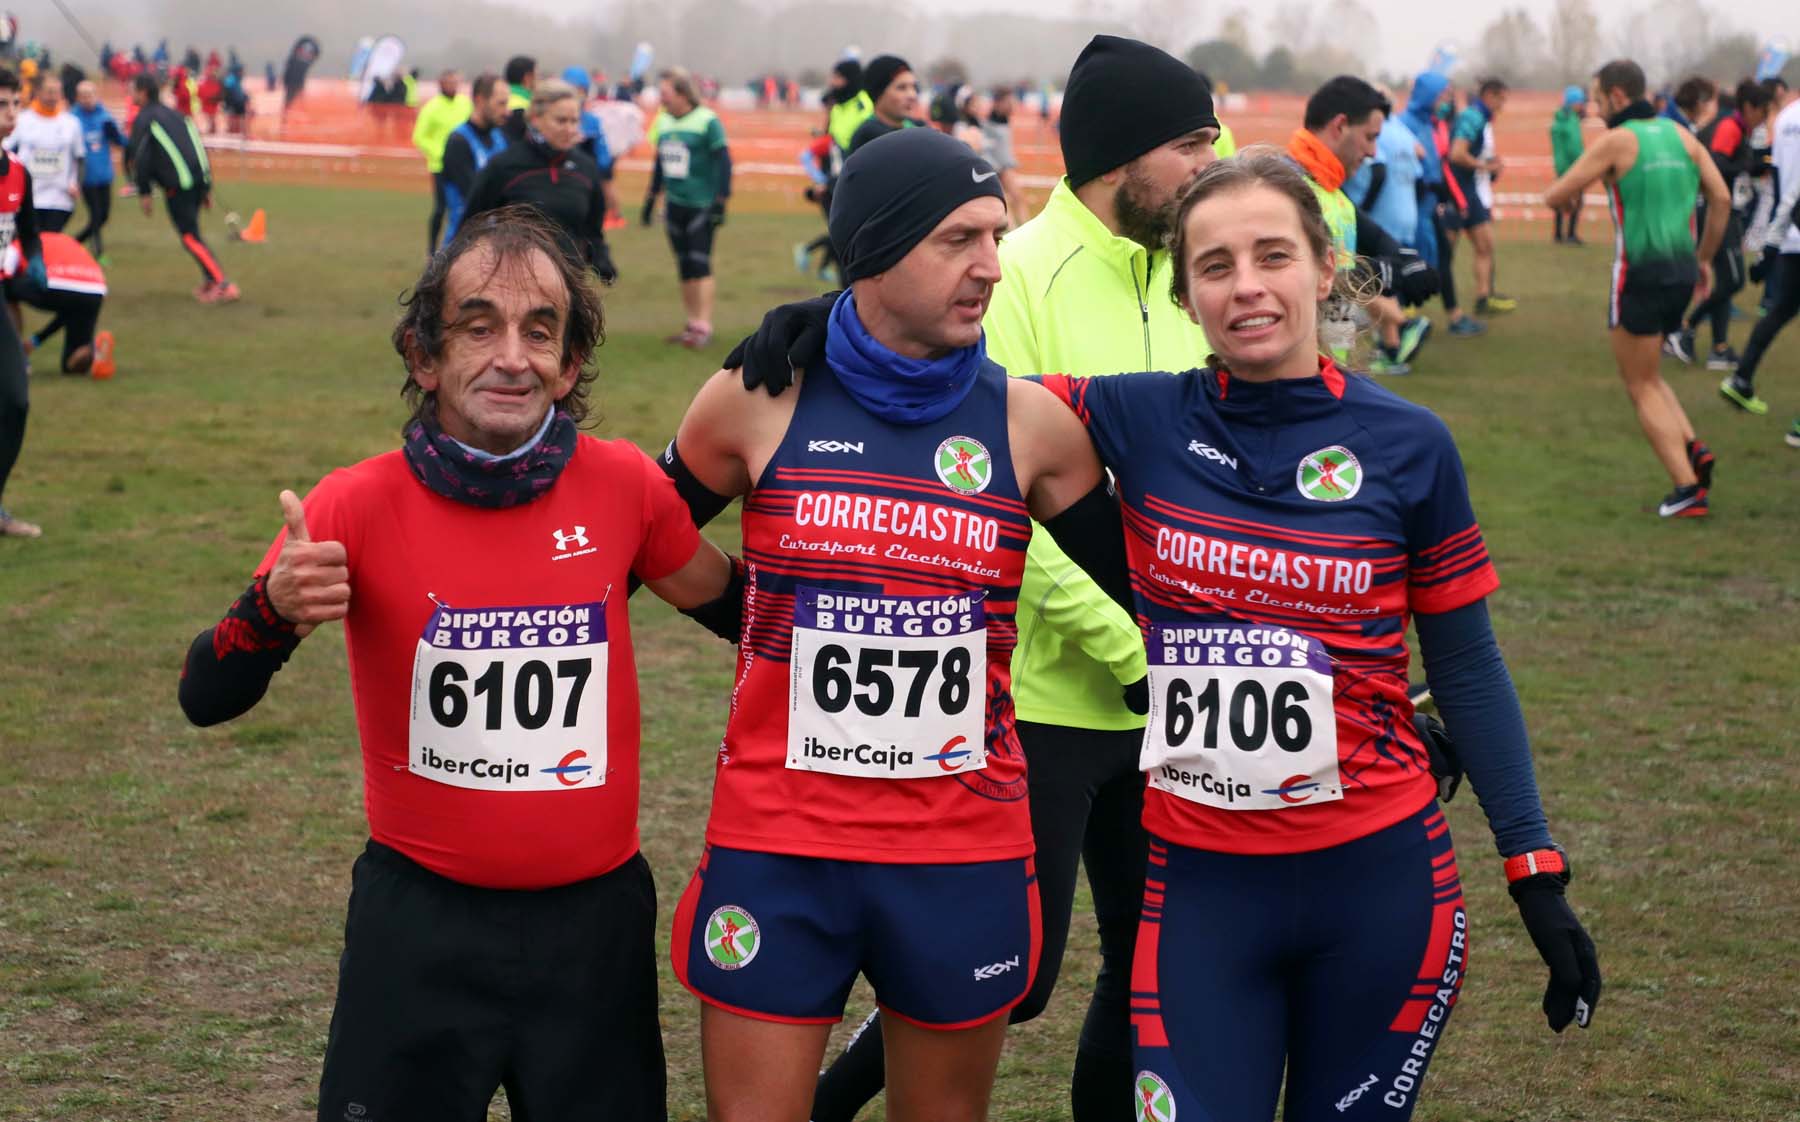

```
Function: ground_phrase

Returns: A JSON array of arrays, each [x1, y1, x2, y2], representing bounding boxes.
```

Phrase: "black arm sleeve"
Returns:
[[644, 158, 663, 202], [1355, 203, 1402, 263], [676, 554, 746, 643], [658, 437, 736, 529], [716, 146, 732, 200], [178, 575, 303, 727], [1040, 481, 1135, 617], [1357, 162, 1389, 210], [440, 133, 474, 197]]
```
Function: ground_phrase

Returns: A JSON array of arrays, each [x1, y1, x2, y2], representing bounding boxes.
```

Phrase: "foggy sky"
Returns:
[[20, 0, 1800, 82]]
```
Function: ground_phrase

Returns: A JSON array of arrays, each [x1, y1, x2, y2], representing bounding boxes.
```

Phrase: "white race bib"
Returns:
[[408, 599, 609, 792], [658, 136, 691, 180], [787, 586, 986, 780], [1141, 623, 1342, 811], [28, 146, 68, 181]]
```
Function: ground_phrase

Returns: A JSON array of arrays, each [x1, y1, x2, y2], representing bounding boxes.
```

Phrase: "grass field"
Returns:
[[3, 182, 1798, 1121]]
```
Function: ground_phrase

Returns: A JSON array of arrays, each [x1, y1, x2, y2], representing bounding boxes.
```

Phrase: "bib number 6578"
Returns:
[[810, 644, 973, 719]]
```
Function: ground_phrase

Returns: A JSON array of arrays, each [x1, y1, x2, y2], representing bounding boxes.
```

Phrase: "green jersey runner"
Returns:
[[650, 106, 729, 209]]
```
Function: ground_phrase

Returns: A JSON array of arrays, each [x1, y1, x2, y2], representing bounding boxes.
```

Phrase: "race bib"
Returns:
[[787, 586, 986, 780], [1141, 623, 1342, 811], [658, 136, 691, 180], [408, 600, 609, 792], [28, 146, 68, 181]]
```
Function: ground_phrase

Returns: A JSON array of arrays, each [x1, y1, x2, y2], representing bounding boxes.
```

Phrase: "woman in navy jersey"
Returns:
[[730, 146, 1603, 1122], [1033, 149, 1601, 1121]]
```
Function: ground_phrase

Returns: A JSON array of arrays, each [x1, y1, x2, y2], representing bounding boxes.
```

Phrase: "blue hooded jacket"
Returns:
[[1401, 71, 1448, 186], [72, 102, 126, 186], [1400, 71, 1450, 268]]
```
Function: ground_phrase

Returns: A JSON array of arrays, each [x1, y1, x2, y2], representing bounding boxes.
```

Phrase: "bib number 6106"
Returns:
[[1163, 677, 1312, 754]]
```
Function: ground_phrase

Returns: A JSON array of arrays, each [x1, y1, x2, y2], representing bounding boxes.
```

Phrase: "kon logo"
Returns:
[[1187, 440, 1239, 471], [807, 439, 865, 454]]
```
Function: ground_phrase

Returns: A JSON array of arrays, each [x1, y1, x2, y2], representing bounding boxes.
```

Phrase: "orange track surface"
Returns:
[[118, 82, 1590, 240]]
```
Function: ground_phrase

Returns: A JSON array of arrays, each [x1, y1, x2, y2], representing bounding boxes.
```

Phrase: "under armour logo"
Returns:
[[553, 526, 589, 551]]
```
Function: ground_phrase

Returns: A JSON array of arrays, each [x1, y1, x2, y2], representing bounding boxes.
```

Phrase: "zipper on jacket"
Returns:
[[1133, 261, 1151, 369]]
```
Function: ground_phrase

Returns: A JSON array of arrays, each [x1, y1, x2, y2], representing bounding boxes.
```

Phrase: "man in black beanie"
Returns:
[[848, 54, 920, 153], [807, 32, 1223, 1122], [649, 124, 1136, 1122]]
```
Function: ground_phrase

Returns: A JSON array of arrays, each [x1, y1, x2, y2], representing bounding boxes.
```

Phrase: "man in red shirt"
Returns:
[[178, 206, 737, 1121]]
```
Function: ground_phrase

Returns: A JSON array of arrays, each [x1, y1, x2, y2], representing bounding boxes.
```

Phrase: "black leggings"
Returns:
[[1434, 206, 1460, 314], [428, 172, 447, 252], [1554, 204, 1581, 241], [73, 182, 113, 256], [0, 306, 28, 508], [810, 721, 1147, 1122], [1736, 253, 1800, 389], [1687, 237, 1746, 351], [29, 290, 103, 371], [166, 187, 227, 286]]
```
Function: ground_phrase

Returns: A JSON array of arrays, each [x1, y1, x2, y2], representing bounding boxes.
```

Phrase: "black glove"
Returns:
[[1748, 246, 1777, 286], [723, 292, 838, 395], [1122, 676, 1149, 716], [709, 199, 728, 228], [590, 242, 619, 286], [1510, 873, 1601, 1033], [1412, 711, 1461, 802], [1394, 247, 1441, 306], [639, 195, 656, 227]]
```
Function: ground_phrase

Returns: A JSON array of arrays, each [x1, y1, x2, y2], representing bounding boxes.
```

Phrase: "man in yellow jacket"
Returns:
[[809, 33, 1222, 1122], [411, 69, 470, 253]]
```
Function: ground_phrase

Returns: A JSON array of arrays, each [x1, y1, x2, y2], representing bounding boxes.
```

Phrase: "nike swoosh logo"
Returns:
[[971, 168, 998, 183]]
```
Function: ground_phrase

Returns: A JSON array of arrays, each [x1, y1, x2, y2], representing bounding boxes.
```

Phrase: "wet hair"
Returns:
[[0, 68, 16, 94], [529, 77, 579, 116], [1166, 146, 1336, 312], [1596, 59, 1647, 101], [1735, 78, 1772, 111], [393, 205, 605, 432], [503, 55, 536, 87], [1478, 77, 1508, 98], [1304, 76, 1390, 130], [1673, 75, 1717, 115], [659, 67, 699, 106], [470, 72, 499, 102]]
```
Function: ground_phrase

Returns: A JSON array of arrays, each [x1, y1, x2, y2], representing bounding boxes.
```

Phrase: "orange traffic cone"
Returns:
[[239, 209, 267, 243], [90, 330, 115, 379]]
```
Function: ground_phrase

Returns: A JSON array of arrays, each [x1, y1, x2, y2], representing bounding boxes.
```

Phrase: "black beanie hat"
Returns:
[[1059, 35, 1219, 188], [861, 54, 911, 104], [832, 58, 862, 92], [830, 128, 1005, 281]]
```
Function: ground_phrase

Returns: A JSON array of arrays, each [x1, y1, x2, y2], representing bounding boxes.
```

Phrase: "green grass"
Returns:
[[2, 182, 1798, 1121]]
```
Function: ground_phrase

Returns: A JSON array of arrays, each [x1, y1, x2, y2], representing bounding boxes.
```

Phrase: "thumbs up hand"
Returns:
[[267, 489, 350, 637]]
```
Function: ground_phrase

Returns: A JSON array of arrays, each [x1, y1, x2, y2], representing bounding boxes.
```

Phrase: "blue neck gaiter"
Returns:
[[824, 290, 983, 426]]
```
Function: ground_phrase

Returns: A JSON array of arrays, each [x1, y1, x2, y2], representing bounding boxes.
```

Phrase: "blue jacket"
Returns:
[[1346, 116, 1424, 248], [1400, 72, 1448, 186], [72, 103, 126, 186]]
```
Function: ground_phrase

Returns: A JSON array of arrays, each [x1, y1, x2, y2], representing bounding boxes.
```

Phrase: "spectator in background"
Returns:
[[1664, 76, 1717, 132], [1551, 84, 1587, 244], [502, 55, 535, 140], [439, 72, 509, 244], [1447, 77, 1517, 315], [69, 79, 125, 262], [1675, 78, 1776, 371], [561, 65, 621, 228], [1400, 71, 1485, 336], [1347, 86, 1426, 254], [411, 68, 471, 254], [983, 86, 1031, 220], [847, 55, 918, 153], [5, 74, 83, 233]]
